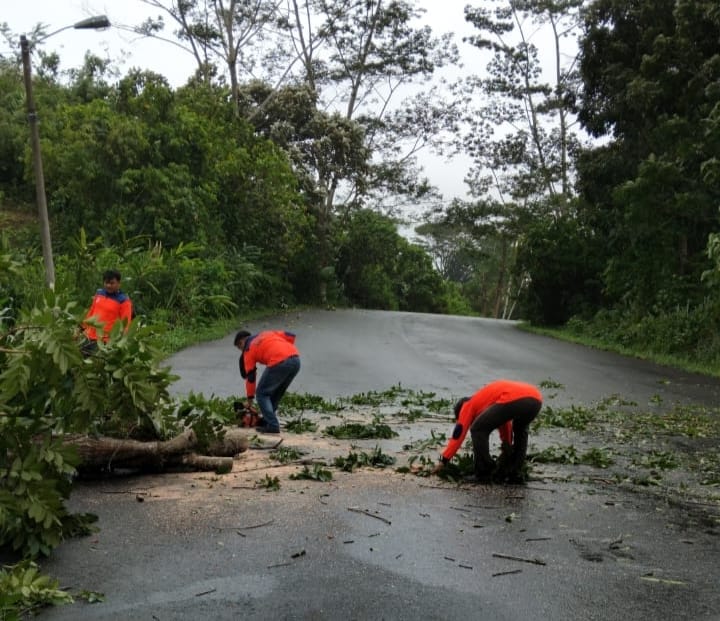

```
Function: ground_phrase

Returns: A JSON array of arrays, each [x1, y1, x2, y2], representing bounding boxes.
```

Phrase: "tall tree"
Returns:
[[577, 0, 720, 312], [461, 0, 584, 208], [415, 0, 585, 320], [136, 1, 457, 302], [136, 0, 283, 113], [275, 0, 457, 301]]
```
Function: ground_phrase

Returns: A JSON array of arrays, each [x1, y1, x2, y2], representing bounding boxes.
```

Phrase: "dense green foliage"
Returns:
[[576, 0, 720, 315], [337, 209, 449, 312], [548, 0, 720, 360], [0, 290, 247, 563], [412, 0, 720, 372], [0, 56, 445, 313]]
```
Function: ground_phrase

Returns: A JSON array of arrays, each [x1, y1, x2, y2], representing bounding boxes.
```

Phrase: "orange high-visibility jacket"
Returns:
[[240, 331, 299, 398], [83, 289, 133, 342], [441, 380, 542, 462]]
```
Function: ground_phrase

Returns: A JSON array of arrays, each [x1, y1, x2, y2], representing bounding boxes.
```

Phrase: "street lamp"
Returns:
[[20, 15, 111, 290]]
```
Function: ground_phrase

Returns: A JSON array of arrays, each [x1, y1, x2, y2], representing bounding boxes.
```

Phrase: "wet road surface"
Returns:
[[39, 309, 720, 620]]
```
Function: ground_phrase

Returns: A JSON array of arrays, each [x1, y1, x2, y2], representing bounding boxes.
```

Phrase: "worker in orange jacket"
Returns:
[[82, 269, 133, 355], [433, 380, 542, 483], [234, 329, 301, 434]]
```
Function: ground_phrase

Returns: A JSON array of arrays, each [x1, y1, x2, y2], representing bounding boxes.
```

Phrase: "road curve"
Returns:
[[167, 308, 720, 409]]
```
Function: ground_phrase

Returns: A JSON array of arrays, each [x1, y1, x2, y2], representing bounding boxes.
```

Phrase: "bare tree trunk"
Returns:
[[61, 428, 248, 473]]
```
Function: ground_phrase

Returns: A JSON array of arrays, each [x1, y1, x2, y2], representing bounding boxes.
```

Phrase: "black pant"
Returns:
[[469, 397, 542, 476], [80, 337, 98, 358]]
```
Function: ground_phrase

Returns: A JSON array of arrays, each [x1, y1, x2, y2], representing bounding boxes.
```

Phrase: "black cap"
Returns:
[[453, 397, 470, 420], [234, 330, 251, 346]]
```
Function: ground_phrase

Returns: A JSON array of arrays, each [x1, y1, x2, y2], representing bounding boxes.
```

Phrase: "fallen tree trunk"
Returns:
[[60, 428, 249, 474], [181, 453, 234, 474]]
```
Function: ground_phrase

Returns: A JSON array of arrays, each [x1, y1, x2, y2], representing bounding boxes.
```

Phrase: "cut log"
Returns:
[[208, 428, 250, 457], [66, 429, 197, 468], [61, 427, 249, 474], [181, 453, 234, 474]]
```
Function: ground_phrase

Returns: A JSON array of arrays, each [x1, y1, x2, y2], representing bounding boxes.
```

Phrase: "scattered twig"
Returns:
[[493, 569, 522, 577], [234, 458, 326, 474], [525, 537, 552, 542], [216, 519, 274, 531], [268, 549, 306, 568], [444, 556, 456, 562], [347, 507, 392, 525], [251, 438, 284, 451], [238, 520, 275, 531], [492, 553, 546, 566], [458, 564, 473, 570], [194, 588, 216, 597], [640, 576, 686, 586]]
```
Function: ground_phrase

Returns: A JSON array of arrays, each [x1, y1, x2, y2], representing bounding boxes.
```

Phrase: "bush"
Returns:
[[565, 300, 720, 371]]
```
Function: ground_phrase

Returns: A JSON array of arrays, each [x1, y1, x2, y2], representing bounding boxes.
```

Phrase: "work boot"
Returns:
[[255, 424, 280, 434], [505, 471, 527, 485], [472, 468, 494, 484]]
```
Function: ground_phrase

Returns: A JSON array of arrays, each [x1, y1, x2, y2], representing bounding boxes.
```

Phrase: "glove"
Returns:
[[431, 456, 448, 475]]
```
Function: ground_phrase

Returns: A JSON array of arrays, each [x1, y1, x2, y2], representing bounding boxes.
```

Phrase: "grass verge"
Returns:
[[518, 322, 720, 378]]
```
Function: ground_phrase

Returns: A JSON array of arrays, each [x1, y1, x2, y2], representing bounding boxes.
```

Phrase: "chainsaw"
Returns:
[[233, 400, 261, 427]]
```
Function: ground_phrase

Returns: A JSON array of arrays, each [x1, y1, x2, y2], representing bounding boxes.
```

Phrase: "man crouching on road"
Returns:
[[234, 329, 301, 434], [432, 380, 542, 483]]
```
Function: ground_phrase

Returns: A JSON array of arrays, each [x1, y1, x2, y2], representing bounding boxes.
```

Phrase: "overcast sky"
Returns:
[[2, 1, 479, 205]]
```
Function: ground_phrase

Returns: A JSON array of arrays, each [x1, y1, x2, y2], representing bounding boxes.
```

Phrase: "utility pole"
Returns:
[[21, 34, 55, 290], [19, 16, 111, 290]]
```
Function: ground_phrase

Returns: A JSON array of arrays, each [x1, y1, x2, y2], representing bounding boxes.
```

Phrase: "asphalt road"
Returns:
[[168, 309, 720, 408], [39, 309, 720, 620]]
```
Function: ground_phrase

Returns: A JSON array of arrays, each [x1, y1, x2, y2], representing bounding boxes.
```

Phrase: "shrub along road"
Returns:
[[40, 309, 720, 620]]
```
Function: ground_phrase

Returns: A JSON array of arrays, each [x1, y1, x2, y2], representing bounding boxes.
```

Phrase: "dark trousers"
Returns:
[[80, 337, 98, 358], [255, 356, 301, 429], [469, 397, 542, 476]]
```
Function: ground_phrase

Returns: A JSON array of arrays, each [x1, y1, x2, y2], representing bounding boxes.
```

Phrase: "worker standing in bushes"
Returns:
[[433, 380, 542, 483], [81, 269, 133, 356], [234, 329, 301, 434]]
